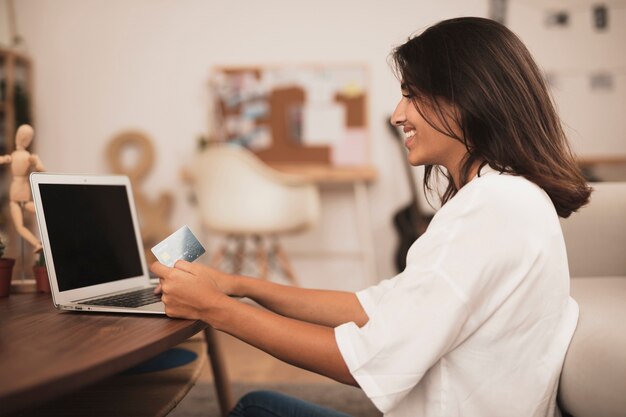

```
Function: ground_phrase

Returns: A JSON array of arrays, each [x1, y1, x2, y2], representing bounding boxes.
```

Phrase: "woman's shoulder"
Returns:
[[411, 170, 564, 279], [480, 170, 548, 201], [432, 170, 558, 231], [470, 168, 551, 208]]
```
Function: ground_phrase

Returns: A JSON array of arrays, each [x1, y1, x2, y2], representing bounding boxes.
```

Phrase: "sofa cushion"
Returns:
[[560, 182, 626, 277], [559, 277, 626, 417]]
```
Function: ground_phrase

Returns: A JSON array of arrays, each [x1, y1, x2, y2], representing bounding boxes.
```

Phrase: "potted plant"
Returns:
[[33, 251, 51, 293], [0, 234, 16, 297]]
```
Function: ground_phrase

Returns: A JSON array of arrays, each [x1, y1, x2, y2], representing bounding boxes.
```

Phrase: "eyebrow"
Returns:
[[401, 83, 408, 90]]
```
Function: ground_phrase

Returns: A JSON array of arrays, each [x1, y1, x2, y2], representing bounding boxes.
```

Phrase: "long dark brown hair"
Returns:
[[392, 17, 590, 218]]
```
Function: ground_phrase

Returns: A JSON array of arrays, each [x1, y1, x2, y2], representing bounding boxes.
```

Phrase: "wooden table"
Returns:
[[0, 293, 207, 416], [269, 164, 377, 184]]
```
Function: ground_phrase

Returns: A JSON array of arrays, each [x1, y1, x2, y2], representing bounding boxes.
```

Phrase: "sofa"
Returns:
[[558, 182, 626, 417]]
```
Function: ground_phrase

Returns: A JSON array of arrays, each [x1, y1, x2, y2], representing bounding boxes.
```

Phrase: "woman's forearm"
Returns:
[[150, 260, 360, 386], [208, 294, 358, 387], [232, 275, 369, 327]]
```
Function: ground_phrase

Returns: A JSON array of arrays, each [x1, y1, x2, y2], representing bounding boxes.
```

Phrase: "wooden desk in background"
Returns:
[[270, 164, 379, 285], [577, 155, 626, 168], [0, 293, 208, 416], [577, 155, 626, 182]]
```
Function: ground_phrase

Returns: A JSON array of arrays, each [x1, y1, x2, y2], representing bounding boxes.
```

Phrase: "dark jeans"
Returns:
[[228, 390, 354, 417]]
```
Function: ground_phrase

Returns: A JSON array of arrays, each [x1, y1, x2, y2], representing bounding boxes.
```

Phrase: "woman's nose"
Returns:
[[390, 101, 405, 126]]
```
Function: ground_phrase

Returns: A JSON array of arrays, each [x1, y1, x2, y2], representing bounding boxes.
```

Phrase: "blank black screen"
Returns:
[[40, 184, 143, 292]]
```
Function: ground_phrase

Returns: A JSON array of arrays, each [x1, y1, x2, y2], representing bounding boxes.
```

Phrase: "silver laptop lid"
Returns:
[[30, 173, 150, 308]]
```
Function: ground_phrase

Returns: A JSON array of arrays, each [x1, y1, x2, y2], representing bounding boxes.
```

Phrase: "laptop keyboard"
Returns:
[[82, 287, 161, 308]]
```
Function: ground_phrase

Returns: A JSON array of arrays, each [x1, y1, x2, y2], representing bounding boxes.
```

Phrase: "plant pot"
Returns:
[[0, 258, 16, 298], [33, 266, 51, 293]]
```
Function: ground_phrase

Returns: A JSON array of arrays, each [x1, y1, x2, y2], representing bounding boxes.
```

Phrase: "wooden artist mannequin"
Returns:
[[0, 124, 45, 252]]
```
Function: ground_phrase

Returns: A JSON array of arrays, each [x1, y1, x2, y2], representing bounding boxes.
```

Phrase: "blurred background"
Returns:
[[0, 0, 624, 290]]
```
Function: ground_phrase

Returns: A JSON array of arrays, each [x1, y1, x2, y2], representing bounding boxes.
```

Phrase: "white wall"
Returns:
[[507, 1, 626, 157], [12, 0, 624, 291], [0, 0, 11, 45], [12, 0, 487, 290]]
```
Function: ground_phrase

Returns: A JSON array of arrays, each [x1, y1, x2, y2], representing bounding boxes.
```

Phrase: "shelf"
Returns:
[[0, 47, 35, 281], [0, 48, 33, 153], [0, 47, 31, 63]]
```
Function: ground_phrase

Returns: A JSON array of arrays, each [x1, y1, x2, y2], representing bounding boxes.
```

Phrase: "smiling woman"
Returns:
[[151, 17, 591, 417], [390, 18, 590, 216]]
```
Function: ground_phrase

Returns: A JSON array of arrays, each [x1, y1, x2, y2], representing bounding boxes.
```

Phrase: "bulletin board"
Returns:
[[210, 65, 370, 166]]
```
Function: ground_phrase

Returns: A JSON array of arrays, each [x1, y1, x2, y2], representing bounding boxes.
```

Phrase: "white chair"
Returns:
[[191, 143, 320, 284]]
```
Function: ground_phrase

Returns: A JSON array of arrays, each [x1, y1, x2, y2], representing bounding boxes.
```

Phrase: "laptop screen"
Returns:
[[39, 184, 143, 292]]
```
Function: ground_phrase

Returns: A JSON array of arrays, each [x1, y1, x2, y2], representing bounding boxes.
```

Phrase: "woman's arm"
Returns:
[[232, 275, 369, 328], [163, 260, 369, 328], [150, 261, 359, 386], [214, 294, 358, 386]]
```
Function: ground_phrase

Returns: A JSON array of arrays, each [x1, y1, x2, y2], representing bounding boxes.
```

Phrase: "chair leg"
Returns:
[[254, 235, 269, 280], [274, 240, 299, 286], [232, 236, 246, 275], [204, 327, 233, 417], [210, 241, 228, 270]]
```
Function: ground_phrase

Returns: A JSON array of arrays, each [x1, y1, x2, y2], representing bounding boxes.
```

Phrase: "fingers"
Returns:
[[154, 283, 162, 294], [150, 259, 199, 276], [174, 259, 197, 273], [150, 261, 170, 277], [150, 262, 191, 292]]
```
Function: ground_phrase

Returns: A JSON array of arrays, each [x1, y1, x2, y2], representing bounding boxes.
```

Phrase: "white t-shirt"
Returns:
[[335, 167, 578, 417]]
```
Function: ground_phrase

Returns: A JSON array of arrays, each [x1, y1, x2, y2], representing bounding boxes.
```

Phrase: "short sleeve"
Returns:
[[335, 265, 470, 413], [355, 277, 396, 317]]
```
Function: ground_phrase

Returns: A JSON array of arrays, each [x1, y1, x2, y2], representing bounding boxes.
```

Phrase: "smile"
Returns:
[[404, 129, 416, 148]]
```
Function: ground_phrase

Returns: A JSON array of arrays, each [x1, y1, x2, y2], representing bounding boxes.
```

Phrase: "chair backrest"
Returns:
[[192, 144, 320, 235], [560, 182, 626, 277]]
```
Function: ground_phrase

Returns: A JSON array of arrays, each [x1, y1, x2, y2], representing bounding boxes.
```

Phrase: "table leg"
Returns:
[[353, 181, 378, 285], [204, 327, 233, 416]]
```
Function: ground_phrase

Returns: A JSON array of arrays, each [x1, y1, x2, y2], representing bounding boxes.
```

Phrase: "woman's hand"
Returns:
[[150, 260, 232, 321], [153, 261, 240, 296]]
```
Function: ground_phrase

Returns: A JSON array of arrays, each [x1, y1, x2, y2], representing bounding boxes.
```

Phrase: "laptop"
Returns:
[[30, 172, 165, 314]]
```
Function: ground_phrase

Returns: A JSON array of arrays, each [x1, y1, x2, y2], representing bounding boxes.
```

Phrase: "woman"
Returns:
[[152, 17, 590, 417]]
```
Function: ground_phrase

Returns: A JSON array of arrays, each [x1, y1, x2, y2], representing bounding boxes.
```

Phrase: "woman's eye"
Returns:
[[402, 93, 413, 99]]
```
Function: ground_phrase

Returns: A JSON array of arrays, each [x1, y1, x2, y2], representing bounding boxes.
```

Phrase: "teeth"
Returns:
[[405, 130, 416, 138]]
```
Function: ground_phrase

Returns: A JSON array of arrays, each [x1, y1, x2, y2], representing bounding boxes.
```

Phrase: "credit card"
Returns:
[[151, 225, 206, 267]]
